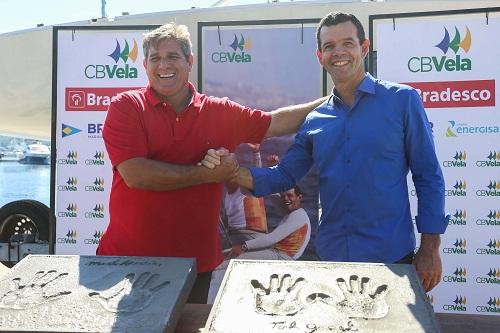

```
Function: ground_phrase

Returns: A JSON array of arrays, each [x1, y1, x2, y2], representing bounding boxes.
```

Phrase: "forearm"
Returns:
[[419, 234, 441, 251], [245, 216, 299, 250], [265, 96, 326, 138], [234, 167, 255, 190]]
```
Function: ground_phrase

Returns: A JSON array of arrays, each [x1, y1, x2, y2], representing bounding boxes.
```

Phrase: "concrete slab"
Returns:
[[205, 259, 440, 333], [0, 255, 196, 333]]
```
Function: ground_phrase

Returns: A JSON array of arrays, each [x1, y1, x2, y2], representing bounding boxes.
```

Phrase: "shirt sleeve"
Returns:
[[245, 209, 307, 251], [251, 124, 314, 196], [404, 89, 450, 234]]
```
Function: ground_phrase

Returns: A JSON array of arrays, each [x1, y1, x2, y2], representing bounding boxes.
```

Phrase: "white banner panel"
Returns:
[[55, 29, 150, 255], [377, 16, 499, 315]]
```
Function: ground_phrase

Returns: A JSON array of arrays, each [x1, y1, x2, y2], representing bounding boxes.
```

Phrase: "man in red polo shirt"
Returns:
[[99, 22, 324, 303]]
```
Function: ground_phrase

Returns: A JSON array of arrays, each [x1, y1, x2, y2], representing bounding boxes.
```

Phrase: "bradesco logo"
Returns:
[[58, 177, 78, 192], [57, 203, 78, 218], [85, 151, 105, 166], [211, 34, 252, 63], [85, 177, 105, 192], [443, 295, 467, 312], [443, 238, 466, 255], [476, 181, 500, 197], [476, 239, 500, 255], [84, 230, 104, 245], [449, 209, 466, 226], [85, 39, 139, 79], [85, 204, 105, 219], [57, 230, 77, 244], [476, 268, 500, 284], [66, 87, 138, 111], [57, 150, 78, 165], [476, 210, 500, 226], [476, 297, 500, 313], [445, 180, 466, 197], [446, 121, 499, 137], [443, 267, 467, 283], [476, 151, 500, 167], [442, 151, 466, 168], [408, 26, 471, 73]]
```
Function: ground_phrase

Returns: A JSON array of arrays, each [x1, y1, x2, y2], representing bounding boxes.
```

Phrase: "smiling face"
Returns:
[[280, 188, 302, 213], [316, 21, 369, 88], [143, 38, 193, 102]]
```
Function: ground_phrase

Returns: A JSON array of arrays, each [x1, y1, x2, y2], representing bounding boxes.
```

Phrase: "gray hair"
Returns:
[[142, 22, 192, 60]]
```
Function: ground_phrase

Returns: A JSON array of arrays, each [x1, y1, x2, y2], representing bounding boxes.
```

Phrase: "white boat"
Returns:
[[18, 142, 50, 165]]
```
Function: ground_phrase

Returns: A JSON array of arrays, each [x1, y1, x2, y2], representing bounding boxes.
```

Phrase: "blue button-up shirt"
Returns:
[[251, 74, 448, 263]]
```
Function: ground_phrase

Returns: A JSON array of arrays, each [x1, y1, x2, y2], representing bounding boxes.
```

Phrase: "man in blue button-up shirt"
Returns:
[[202, 12, 448, 292]]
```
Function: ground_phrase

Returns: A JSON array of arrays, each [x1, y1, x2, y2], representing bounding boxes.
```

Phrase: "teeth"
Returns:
[[159, 74, 174, 78], [333, 60, 348, 66]]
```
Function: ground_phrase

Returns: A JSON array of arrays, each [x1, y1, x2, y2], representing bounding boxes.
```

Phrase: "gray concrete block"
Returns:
[[0, 255, 196, 332], [205, 259, 440, 333]]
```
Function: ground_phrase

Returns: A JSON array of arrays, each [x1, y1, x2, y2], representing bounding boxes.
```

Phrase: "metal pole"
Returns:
[[101, 0, 107, 18]]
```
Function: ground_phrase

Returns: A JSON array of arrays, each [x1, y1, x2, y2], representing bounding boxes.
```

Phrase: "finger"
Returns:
[[420, 276, 431, 292], [216, 147, 229, 156], [43, 272, 69, 288], [336, 278, 349, 297], [349, 275, 359, 294], [269, 274, 279, 293], [150, 279, 170, 292], [132, 272, 149, 289], [201, 160, 216, 169], [142, 273, 159, 289], [360, 277, 370, 296], [30, 271, 46, 285], [288, 277, 306, 296], [250, 279, 268, 295], [205, 155, 222, 166], [280, 274, 291, 292], [373, 284, 388, 300], [10, 278, 21, 291]]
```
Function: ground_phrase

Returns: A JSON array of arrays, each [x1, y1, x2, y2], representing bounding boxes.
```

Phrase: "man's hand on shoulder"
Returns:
[[413, 234, 442, 292]]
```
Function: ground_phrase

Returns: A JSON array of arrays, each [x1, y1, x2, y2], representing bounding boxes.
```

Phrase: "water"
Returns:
[[0, 162, 50, 208]]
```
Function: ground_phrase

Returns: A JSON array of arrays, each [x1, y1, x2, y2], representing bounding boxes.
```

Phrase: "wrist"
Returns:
[[241, 243, 248, 252]]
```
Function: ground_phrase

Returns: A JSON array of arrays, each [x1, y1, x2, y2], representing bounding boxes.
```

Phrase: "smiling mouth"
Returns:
[[158, 73, 175, 79], [333, 60, 349, 67]]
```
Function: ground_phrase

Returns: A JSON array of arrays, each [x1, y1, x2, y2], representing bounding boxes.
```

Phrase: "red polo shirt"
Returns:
[[99, 83, 271, 272]]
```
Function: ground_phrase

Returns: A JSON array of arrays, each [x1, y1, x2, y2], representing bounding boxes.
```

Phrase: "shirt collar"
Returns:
[[145, 82, 202, 109], [328, 73, 376, 105]]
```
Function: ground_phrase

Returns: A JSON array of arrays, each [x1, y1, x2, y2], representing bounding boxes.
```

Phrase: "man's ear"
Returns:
[[361, 39, 370, 59], [316, 48, 323, 62], [143, 58, 147, 70], [188, 53, 194, 72]]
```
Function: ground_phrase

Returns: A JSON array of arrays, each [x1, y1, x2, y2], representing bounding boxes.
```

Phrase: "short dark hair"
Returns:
[[316, 12, 365, 51], [293, 185, 303, 196]]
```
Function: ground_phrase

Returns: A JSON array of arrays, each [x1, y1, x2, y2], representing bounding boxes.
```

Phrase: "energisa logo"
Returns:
[[449, 209, 466, 226], [57, 151, 78, 165], [476, 268, 500, 284], [476, 239, 500, 256], [85, 204, 105, 219], [58, 177, 78, 192], [85, 151, 105, 166], [445, 180, 466, 197], [211, 34, 252, 63], [476, 181, 500, 197], [442, 267, 466, 283], [85, 177, 105, 192], [408, 26, 471, 73], [84, 230, 104, 245], [442, 238, 466, 255], [476, 297, 500, 313], [446, 120, 499, 137], [476, 210, 500, 226], [442, 151, 466, 168], [57, 230, 77, 244], [85, 39, 139, 79], [443, 295, 467, 312], [476, 151, 500, 167], [57, 203, 77, 218]]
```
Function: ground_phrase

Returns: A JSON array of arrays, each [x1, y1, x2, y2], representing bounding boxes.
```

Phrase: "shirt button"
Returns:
[[162, 102, 167, 107], [346, 159, 351, 164], [176, 117, 180, 122]]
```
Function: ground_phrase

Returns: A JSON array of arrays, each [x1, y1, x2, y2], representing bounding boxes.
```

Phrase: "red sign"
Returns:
[[65, 87, 139, 111], [404, 80, 495, 108]]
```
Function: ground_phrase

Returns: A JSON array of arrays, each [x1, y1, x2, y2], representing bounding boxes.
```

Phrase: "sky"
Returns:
[[0, 0, 295, 35]]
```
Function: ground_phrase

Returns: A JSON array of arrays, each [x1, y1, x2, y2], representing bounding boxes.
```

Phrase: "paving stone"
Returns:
[[206, 259, 440, 333], [0, 255, 196, 333]]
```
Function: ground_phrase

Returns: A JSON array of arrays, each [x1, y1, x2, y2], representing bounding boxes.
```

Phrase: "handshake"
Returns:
[[198, 147, 241, 184]]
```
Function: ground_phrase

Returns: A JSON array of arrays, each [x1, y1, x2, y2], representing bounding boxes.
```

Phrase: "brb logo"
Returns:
[[211, 34, 252, 63], [408, 26, 471, 73], [85, 39, 139, 79]]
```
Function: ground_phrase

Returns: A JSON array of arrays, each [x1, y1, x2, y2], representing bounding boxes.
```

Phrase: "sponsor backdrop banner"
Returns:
[[201, 23, 322, 259], [55, 29, 150, 254], [377, 16, 499, 315]]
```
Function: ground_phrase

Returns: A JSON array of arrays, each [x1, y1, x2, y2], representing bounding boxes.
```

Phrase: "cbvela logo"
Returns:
[[408, 26, 471, 73], [476, 297, 500, 313], [445, 180, 466, 197], [476, 268, 500, 284], [57, 203, 78, 218], [476, 180, 500, 197], [85, 177, 105, 192], [443, 238, 466, 255], [85, 39, 139, 79], [62, 124, 82, 138], [84, 230, 104, 245], [57, 150, 78, 165], [442, 151, 466, 168], [443, 295, 467, 312], [449, 209, 466, 226], [476, 239, 500, 256], [85, 204, 105, 219], [211, 34, 252, 63], [85, 151, 105, 166], [58, 177, 78, 192], [446, 121, 499, 137], [476, 210, 500, 226], [57, 230, 77, 244], [443, 267, 467, 283], [66, 87, 138, 111], [476, 151, 500, 167]]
